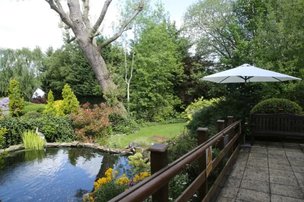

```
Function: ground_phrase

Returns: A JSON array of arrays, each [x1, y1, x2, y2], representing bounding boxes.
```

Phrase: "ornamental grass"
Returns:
[[22, 130, 45, 150]]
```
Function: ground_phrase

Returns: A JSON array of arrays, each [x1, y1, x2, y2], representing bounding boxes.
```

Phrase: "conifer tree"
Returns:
[[8, 79, 24, 117], [62, 84, 79, 114], [44, 90, 56, 115]]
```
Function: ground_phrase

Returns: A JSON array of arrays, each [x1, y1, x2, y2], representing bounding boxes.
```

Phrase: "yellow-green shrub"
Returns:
[[62, 84, 79, 114]]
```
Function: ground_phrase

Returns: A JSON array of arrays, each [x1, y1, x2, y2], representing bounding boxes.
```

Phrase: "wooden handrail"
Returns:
[[109, 120, 241, 202]]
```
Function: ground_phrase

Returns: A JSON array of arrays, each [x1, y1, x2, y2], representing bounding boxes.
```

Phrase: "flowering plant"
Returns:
[[89, 153, 151, 202]]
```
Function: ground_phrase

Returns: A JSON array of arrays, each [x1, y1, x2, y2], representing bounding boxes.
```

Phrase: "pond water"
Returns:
[[0, 148, 121, 202]]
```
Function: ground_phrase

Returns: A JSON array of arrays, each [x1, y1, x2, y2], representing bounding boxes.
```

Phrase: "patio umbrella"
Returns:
[[201, 63, 301, 146], [202, 63, 301, 83]]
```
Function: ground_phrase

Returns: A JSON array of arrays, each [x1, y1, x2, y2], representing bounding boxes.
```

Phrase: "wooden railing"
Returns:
[[110, 117, 242, 202], [251, 113, 304, 142]]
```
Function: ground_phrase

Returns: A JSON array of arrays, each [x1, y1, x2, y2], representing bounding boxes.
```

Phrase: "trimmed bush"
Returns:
[[250, 98, 302, 115]]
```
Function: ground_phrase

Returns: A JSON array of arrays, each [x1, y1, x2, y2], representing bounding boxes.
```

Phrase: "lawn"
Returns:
[[108, 122, 187, 149], [23, 102, 46, 114]]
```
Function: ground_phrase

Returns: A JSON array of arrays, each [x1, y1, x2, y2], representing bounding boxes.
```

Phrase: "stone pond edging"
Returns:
[[0, 142, 132, 155]]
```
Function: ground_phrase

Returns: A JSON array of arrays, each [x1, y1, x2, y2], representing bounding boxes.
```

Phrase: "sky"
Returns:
[[0, 0, 197, 51]]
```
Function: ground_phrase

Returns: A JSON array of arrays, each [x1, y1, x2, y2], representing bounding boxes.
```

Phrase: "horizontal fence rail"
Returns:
[[110, 117, 242, 202]]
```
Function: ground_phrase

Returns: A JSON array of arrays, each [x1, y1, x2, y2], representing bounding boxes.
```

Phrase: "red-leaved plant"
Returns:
[[71, 103, 113, 143]]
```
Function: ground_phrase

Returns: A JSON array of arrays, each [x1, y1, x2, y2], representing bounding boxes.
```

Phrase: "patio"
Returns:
[[216, 141, 304, 202]]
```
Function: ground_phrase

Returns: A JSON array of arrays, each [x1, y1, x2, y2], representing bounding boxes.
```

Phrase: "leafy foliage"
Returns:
[[62, 84, 79, 114], [41, 43, 101, 99], [0, 128, 7, 149], [0, 115, 74, 146], [183, 97, 222, 121], [128, 152, 150, 174], [0, 48, 43, 100], [250, 98, 303, 115], [130, 22, 183, 121], [8, 79, 24, 117]]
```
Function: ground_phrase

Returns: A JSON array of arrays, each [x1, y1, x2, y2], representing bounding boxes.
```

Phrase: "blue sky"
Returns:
[[0, 0, 197, 50]]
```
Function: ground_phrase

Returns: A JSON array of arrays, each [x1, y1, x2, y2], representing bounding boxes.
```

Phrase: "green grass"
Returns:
[[24, 102, 46, 114], [108, 122, 187, 149]]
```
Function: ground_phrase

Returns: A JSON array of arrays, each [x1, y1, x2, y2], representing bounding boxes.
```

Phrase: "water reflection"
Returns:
[[0, 148, 120, 202]]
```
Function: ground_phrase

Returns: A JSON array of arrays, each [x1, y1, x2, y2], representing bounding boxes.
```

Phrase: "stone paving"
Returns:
[[216, 142, 304, 202]]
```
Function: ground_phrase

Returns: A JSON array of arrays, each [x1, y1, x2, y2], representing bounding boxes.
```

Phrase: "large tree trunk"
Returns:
[[45, 0, 143, 115]]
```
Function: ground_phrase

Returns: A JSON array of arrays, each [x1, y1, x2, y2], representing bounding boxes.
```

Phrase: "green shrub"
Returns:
[[44, 90, 56, 115], [182, 97, 222, 121], [128, 152, 150, 174], [8, 79, 24, 117], [250, 98, 303, 114], [62, 84, 79, 114], [0, 115, 75, 146], [0, 117, 28, 147], [34, 115, 75, 142], [0, 128, 7, 149], [22, 130, 45, 150], [53, 100, 65, 116], [109, 113, 138, 134]]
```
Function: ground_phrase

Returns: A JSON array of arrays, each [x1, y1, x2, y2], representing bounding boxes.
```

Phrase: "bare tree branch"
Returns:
[[46, 0, 73, 28], [99, 2, 144, 49], [91, 0, 112, 37], [82, 0, 91, 29]]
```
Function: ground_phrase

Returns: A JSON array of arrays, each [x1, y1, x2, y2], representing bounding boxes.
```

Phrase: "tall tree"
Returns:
[[42, 43, 101, 99], [131, 22, 183, 121], [0, 48, 43, 100], [45, 0, 144, 113]]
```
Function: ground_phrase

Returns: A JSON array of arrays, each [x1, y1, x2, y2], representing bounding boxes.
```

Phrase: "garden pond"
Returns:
[[0, 147, 127, 201]]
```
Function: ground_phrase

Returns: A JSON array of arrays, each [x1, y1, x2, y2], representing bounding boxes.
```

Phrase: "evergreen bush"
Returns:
[[8, 79, 24, 117], [62, 84, 79, 114], [44, 90, 56, 115], [250, 98, 302, 114]]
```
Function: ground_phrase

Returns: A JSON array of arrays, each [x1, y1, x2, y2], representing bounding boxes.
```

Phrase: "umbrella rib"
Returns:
[[273, 77, 283, 82], [238, 76, 253, 82], [219, 76, 230, 83]]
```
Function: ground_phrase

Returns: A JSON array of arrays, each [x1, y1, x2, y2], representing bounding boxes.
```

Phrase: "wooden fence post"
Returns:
[[217, 120, 225, 150], [227, 116, 234, 126], [197, 127, 208, 201], [150, 143, 169, 202]]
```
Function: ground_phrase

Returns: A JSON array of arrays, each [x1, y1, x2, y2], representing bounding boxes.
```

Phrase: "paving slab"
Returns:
[[270, 183, 304, 199], [215, 141, 304, 202], [271, 195, 304, 202], [236, 188, 270, 202], [240, 179, 269, 193]]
